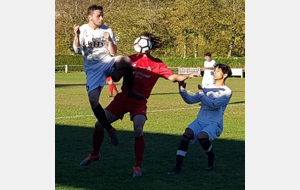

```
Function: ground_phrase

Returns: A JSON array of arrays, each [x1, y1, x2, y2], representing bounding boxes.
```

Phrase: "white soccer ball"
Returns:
[[133, 36, 152, 53]]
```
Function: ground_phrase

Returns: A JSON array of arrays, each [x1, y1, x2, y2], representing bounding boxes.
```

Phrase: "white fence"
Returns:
[[178, 67, 201, 75]]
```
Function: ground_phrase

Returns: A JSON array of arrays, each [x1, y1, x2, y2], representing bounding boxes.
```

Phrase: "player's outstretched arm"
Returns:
[[168, 72, 201, 82]]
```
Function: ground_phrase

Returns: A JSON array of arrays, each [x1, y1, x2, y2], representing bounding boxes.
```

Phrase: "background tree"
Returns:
[[55, 0, 245, 57]]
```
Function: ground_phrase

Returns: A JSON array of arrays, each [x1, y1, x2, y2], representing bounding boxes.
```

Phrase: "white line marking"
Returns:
[[55, 103, 244, 120]]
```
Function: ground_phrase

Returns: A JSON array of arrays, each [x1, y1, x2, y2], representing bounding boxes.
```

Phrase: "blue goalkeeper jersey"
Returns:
[[179, 85, 232, 128]]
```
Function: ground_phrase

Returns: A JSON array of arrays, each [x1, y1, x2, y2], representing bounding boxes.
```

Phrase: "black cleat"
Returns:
[[167, 167, 181, 175], [206, 155, 216, 171], [108, 127, 119, 146]]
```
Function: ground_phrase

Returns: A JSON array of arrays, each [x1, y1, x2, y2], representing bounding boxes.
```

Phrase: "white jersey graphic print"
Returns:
[[73, 24, 117, 67]]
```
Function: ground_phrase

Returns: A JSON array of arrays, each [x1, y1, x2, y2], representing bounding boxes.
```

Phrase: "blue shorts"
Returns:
[[187, 119, 223, 144], [85, 55, 121, 93]]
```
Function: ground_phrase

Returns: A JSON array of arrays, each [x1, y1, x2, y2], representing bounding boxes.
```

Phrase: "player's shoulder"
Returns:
[[129, 53, 143, 61], [100, 24, 112, 31], [224, 85, 233, 95], [80, 24, 89, 29], [146, 55, 164, 64]]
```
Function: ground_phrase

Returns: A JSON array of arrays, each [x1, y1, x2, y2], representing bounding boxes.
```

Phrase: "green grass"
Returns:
[[55, 72, 245, 190]]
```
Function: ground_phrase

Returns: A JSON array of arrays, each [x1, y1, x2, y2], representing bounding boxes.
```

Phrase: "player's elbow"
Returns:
[[168, 75, 177, 82]]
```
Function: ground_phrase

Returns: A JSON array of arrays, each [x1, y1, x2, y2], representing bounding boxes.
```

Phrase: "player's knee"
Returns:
[[183, 128, 194, 140], [115, 56, 132, 70], [134, 127, 143, 137], [89, 96, 99, 108], [197, 131, 209, 140], [95, 121, 104, 131]]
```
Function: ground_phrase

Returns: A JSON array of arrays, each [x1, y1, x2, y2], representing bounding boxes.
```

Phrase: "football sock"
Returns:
[[175, 135, 191, 169], [123, 67, 145, 100], [92, 104, 113, 132], [198, 139, 215, 159], [123, 67, 134, 90], [91, 130, 104, 156], [134, 136, 145, 168], [113, 84, 118, 93], [109, 84, 114, 96]]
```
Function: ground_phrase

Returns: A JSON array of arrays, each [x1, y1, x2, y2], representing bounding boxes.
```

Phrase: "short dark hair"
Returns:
[[205, 52, 211, 57], [215, 63, 232, 80], [87, 5, 103, 16], [140, 32, 162, 50]]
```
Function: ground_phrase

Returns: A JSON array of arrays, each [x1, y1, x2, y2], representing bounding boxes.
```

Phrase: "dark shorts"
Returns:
[[105, 93, 147, 121]]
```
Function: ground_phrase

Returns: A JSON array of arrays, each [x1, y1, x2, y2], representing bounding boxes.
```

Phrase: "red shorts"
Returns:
[[105, 93, 147, 120]]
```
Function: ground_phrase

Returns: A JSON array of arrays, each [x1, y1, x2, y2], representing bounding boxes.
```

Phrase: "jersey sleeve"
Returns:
[[179, 89, 202, 104], [200, 89, 232, 108], [158, 62, 174, 79]]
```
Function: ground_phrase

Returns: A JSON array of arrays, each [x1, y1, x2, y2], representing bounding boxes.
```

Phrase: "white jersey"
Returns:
[[202, 60, 216, 87], [179, 85, 232, 129], [73, 24, 119, 93]]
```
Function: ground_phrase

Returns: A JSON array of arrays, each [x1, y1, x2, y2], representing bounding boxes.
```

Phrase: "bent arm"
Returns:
[[179, 88, 201, 104], [200, 91, 232, 108], [73, 37, 81, 54]]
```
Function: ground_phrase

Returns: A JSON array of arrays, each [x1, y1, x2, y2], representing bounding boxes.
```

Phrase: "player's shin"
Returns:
[[91, 129, 104, 156], [198, 139, 215, 159], [175, 135, 191, 170], [92, 104, 113, 132], [134, 136, 145, 168]]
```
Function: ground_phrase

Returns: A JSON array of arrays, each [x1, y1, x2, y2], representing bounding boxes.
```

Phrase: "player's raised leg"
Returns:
[[114, 56, 145, 100]]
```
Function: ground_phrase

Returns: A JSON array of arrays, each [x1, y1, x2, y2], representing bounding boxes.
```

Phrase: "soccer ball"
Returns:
[[133, 36, 152, 54]]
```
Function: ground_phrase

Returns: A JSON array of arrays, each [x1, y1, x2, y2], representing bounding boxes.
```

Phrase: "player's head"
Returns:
[[87, 5, 104, 27], [214, 63, 232, 81], [205, 52, 212, 61], [140, 32, 162, 51]]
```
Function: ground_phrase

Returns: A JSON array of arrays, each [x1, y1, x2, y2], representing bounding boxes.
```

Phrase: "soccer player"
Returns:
[[106, 76, 118, 97], [73, 5, 144, 146], [201, 52, 216, 87], [79, 32, 201, 178], [168, 63, 232, 174]]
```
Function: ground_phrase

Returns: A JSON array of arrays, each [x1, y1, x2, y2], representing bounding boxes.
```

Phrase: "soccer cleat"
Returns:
[[206, 155, 216, 171], [127, 90, 145, 100], [108, 127, 119, 146], [167, 167, 181, 175], [132, 166, 142, 178], [80, 154, 100, 166]]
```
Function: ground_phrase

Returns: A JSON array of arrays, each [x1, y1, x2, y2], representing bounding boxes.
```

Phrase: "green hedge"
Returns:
[[55, 54, 245, 72]]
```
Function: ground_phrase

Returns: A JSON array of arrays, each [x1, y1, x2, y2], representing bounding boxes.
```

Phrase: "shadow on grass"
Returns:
[[56, 124, 245, 190], [229, 101, 245, 105], [55, 84, 86, 88]]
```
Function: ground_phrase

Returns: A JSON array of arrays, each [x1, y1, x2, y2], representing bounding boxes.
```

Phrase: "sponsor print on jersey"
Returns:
[[88, 37, 107, 48]]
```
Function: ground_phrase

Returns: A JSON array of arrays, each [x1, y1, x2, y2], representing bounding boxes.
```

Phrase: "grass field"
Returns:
[[55, 72, 245, 190]]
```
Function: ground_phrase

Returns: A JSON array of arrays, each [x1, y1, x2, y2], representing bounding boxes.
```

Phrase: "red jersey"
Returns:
[[117, 54, 173, 100], [106, 54, 173, 119]]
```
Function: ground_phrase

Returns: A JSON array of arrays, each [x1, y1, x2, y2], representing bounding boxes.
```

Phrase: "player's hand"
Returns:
[[197, 84, 203, 92], [103, 32, 112, 42], [178, 81, 186, 90], [189, 72, 201, 78], [73, 24, 80, 37]]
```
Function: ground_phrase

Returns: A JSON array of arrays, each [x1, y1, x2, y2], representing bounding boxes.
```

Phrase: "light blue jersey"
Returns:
[[179, 85, 232, 142]]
